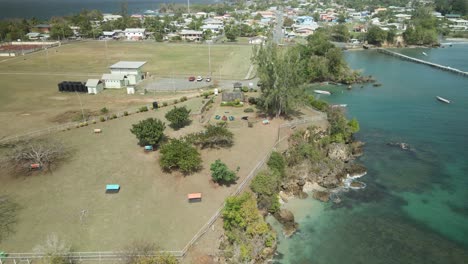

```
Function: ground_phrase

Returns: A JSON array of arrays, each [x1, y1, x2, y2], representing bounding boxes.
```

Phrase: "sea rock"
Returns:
[[350, 181, 365, 188], [275, 209, 298, 237], [312, 191, 330, 202], [327, 143, 351, 162], [279, 191, 290, 203], [344, 163, 367, 177], [350, 141, 365, 157], [302, 181, 315, 193]]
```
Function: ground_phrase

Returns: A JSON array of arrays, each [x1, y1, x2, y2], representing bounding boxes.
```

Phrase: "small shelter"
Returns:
[[86, 79, 104, 94], [102, 73, 128, 89]]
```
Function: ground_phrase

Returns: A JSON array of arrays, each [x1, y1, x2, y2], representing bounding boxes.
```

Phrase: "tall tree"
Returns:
[[254, 43, 306, 117]]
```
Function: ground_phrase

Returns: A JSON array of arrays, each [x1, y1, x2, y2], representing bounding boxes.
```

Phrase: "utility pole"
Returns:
[[208, 40, 212, 77], [187, 0, 190, 14], [75, 91, 86, 122]]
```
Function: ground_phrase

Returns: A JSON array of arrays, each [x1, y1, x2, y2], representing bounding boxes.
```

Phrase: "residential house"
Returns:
[[195, 12, 208, 19], [109, 61, 147, 85], [179, 30, 203, 41], [33, 24, 51, 33], [249, 36, 267, 45], [103, 14, 122, 22], [85, 79, 104, 94], [124, 28, 146, 40], [26, 32, 42, 40]]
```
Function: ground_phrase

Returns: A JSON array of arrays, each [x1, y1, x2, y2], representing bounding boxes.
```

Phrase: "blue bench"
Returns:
[[106, 184, 120, 193], [144, 145, 153, 151]]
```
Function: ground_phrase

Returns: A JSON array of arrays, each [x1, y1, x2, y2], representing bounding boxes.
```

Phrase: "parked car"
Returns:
[[196, 76, 203, 82], [205, 77, 211, 82], [188, 76, 195, 82]]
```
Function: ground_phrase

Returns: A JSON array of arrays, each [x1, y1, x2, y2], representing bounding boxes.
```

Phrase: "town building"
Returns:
[[109, 61, 147, 85], [85, 79, 104, 94], [179, 30, 203, 41], [124, 28, 146, 40]]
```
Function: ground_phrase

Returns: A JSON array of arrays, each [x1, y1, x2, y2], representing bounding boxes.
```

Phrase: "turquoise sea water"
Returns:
[[272, 45, 468, 264]]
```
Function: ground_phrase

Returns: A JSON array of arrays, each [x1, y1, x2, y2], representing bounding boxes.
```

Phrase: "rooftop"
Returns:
[[109, 61, 147, 69]]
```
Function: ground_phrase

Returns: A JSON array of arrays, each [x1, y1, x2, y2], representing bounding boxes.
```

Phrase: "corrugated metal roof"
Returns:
[[109, 61, 147, 69], [85, 79, 101, 87], [102, 73, 126, 80]]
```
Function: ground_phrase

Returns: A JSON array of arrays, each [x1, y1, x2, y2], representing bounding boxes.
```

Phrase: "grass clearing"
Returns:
[[0, 99, 280, 252], [0, 41, 253, 138]]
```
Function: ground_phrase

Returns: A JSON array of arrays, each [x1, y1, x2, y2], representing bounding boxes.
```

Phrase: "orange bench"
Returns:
[[187, 193, 202, 202], [30, 163, 41, 170]]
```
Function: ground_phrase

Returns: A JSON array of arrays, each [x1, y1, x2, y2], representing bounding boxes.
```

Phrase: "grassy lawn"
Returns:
[[0, 98, 280, 252], [0, 41, 253, 138], [0, 41, 253, 78]]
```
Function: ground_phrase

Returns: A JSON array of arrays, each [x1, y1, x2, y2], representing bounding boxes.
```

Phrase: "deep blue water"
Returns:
[[0, 0, 215, 20], [272, 45, 468, 264]]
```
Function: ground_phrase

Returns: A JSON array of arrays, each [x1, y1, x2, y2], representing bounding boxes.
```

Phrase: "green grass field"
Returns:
[[0, 41, 253, 138], [0, 41, 253, 78], [0, 98, 280, 252]]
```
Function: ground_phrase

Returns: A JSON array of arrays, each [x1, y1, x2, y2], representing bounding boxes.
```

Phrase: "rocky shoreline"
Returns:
[[273, 139, 367, 237]]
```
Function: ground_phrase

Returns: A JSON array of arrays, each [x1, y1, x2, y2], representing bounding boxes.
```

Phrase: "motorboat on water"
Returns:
[[422, 52, 428, 56], [436, 96, 450, 104], [314, 90, 331, 95], [331, 104, 347, 108]]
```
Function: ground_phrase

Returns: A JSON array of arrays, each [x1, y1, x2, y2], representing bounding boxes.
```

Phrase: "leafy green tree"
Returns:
[[331, 24, 350, 42], [159, 139, 201, 174], [348, 118, 360, 134], [224, 24, 239, 41], [254, 43, 307, 117], [403, 7, 438, 45], [130, 118, 166, 146], [366, 25, 387, 46], [210, 159, 237, 183], [337, 13, 347, 24], [165, 106, 191, 129], [190, 123, 234, 149], [250, 171, 281, 213], [283, 17, 294, 27], [267, 152, 285, 176], [50, 23, 74, 40], [313, 12, 320, 22]]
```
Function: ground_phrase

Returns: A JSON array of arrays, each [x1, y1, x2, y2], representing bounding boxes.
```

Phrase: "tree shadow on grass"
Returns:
[[0, 195, 20, 244]]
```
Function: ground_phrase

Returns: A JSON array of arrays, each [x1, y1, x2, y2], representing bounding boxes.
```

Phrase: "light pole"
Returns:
[[75, 91, 86, 122], [207, 40, 212, 77]]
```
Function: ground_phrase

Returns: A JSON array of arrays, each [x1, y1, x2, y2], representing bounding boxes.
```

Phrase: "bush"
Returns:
[[248, 97, 257, 105], [130, 118, 166, 146], [248, 121, 253, 128], [250, 170, 282, 213], [180, 96, 187, 102], [244, 108, 254, 113], [159, 139, 201, 174], [100, 117, 106, 122], [124, 111, 128, 116], [267, 152, 286, 177], [100, 107, 109, 114], [111, 114, 117, 119], [241, 86, 249, 92], [139, 106, 148, 112], [210, 159, 238, 184], [162, 102, 168, 107], [165, 106, 191, 129]]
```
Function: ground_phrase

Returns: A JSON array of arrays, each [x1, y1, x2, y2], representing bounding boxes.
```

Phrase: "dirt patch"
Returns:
[[49, 109, 100, 123]]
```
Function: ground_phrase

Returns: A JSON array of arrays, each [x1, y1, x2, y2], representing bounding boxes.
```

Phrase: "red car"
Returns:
[[188, 76, 195, 82]]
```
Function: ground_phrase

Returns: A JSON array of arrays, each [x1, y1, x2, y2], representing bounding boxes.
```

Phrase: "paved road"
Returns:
[[139, 77, 260, 92]]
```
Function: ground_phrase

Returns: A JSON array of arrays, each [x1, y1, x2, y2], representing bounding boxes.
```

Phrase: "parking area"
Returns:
[[139, 77, 261, 92]]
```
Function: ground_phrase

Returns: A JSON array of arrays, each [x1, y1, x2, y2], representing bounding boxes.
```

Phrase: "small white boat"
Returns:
[[436, 96, 450, 104], [422, 52, 428, 56], [314, 90, 331, 95], [331, 104, 347, 108]]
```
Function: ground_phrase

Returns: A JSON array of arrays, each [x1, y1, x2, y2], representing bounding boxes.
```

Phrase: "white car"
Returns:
[[196, 76, 203, 82], [205, 77, 211, 82]]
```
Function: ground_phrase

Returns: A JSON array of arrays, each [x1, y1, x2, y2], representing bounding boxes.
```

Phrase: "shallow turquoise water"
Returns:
[[273, 47, 468, 264]]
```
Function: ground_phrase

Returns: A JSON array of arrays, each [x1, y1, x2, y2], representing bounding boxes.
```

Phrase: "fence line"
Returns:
[[0, 117, 320, 263]]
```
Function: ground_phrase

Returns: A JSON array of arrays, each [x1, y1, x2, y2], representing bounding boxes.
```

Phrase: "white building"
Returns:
[[101, 73, 128, 89], [109, 61, 147, 85], [180, 30, 203, 41], [103, 14, 123, 22], [124, 28, 146, 40], [86, 79, 104, 94]]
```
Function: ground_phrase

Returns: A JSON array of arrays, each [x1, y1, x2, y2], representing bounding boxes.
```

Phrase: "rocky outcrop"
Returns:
[[274, 209, 298, 237], [327, 143, 351, 162], [312, 191, 330, 202]]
